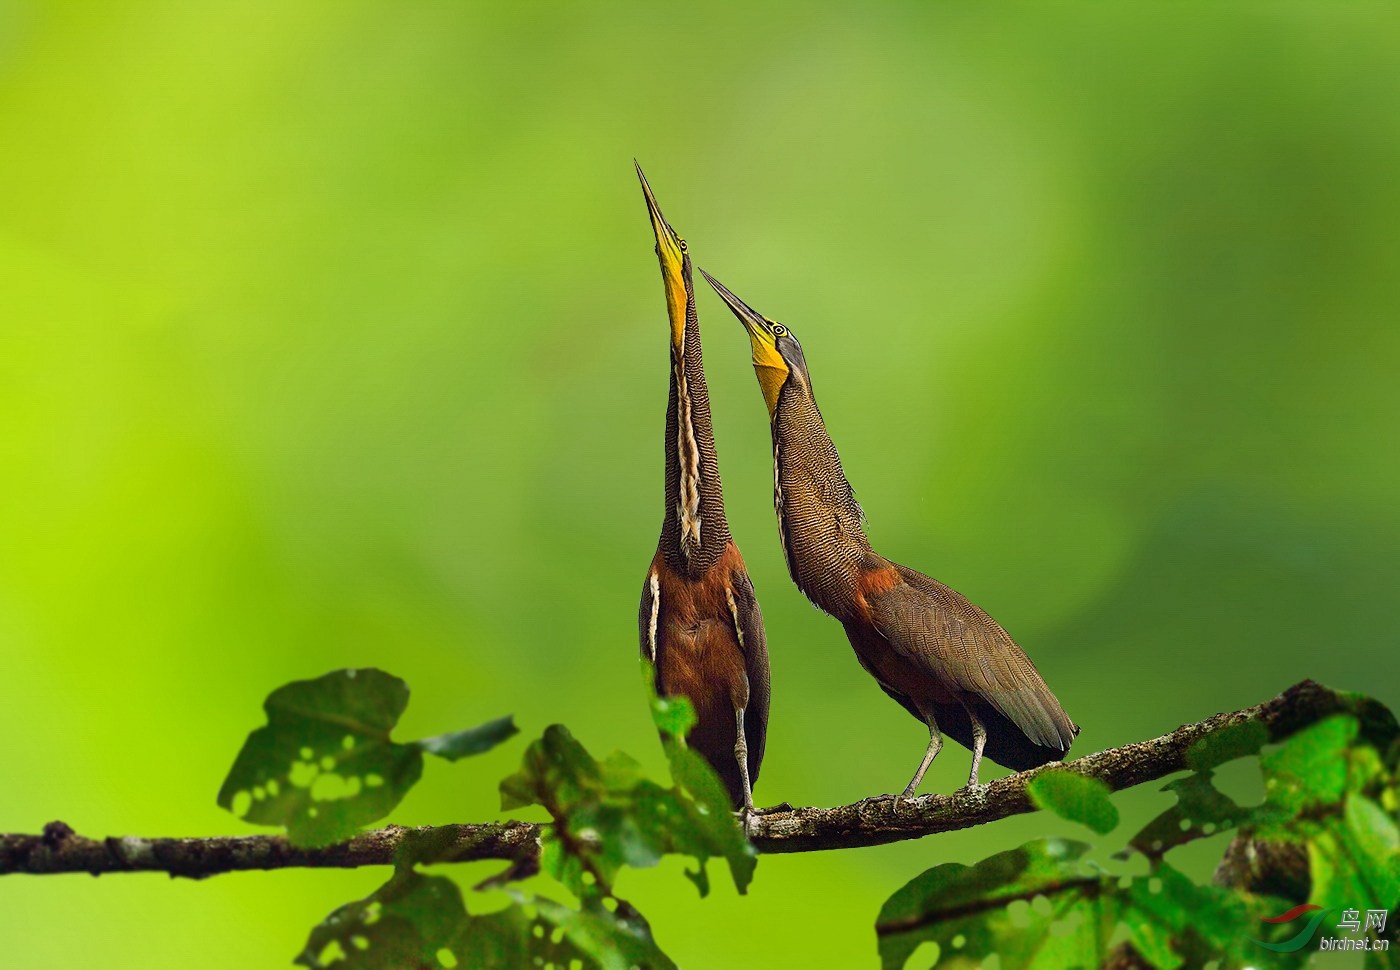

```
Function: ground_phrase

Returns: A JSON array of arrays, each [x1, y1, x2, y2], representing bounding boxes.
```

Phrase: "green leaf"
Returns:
[[219, 669, 516, 846], [1028, 771, 1120, 834], [875, 840, 1255, 970], [870, 692, 1399, 970], [450, 893, 675, 970], [641, 660, 698, 740], [1123, 862, 1244, 952], [1310, 795, 1400, 914], [1187, 720, 1270, 771], [875, 838, 1110, 970], [295, 869, 463, 969], [1366, 923, 1400, 970], [646, 690, 751, 886], [665, 744, 756, 894], [415, 716, 519, 762], [499, 724, 755, 899], [1126, 770, 1253, 860], [294, 870, 676, 970], [650, 694, 697, 741], [1259, 714, 1358, 815], [217, 669, 424, 847], [512, 894, 677, 970], [1346, 795, 1400, 888], [1350, 745, 1388, 793], [637, 660, 753, 891]]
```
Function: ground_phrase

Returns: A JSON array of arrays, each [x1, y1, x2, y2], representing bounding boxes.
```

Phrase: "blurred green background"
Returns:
[[3, 2, 1398, 967]]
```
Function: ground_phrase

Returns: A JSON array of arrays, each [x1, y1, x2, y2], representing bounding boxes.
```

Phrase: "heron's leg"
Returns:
[[962, 702, 988, 787], [734, 707, 755, 814], [900, 711, 944, 800]]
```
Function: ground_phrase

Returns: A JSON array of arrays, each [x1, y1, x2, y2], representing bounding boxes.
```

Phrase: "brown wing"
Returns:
[[867, 562, 1076, 753], [726, 566, 770, 787]]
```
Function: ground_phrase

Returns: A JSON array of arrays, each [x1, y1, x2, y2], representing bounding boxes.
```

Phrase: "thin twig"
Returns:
[[0, 680, 1350, 878]]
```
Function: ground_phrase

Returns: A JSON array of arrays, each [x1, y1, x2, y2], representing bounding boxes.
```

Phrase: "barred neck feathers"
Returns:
[[770, 384, 869, 618], [660, 296, 730, 575]]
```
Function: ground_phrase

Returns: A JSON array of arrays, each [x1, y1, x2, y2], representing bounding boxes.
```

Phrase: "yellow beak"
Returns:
[[635, 161, 689, 352], [698, 268, 789, 416]]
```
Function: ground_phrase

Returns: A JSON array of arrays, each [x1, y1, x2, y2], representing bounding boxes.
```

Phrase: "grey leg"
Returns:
[[734, 707, 755, 813], [900, 712, 943, 799], [963, 703, 987, 787]]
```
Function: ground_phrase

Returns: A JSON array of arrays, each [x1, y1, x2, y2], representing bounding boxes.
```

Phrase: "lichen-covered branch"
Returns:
[[0, 680, 1351, 878], [0, 820, 541, 879]]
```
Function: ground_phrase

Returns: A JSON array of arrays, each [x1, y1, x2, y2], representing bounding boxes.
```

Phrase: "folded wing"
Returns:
[[867, 563, 1077, 755]]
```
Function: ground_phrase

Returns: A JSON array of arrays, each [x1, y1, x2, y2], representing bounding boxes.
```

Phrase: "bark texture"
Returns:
[[0, 821, 541, 879]]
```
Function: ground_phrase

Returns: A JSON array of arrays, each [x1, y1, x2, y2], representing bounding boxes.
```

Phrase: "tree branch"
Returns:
[[0, 680, 1352, 878], [0, 821, 541, 879], [749, 678, 1349, 853]]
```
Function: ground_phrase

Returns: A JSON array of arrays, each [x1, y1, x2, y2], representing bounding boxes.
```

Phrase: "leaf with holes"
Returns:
[[664, 742, 756, 895], [294, 869, 674, 970], [219, 668, 516, 846], [496, 894, 677, 970], [875, 839, 1253, 970], [295, 869, 463, 969], [1121, 862, 1245, 961], [218, 669, 422, 846], [1258, 714, 1358, 819], [1028, 771, 1120, 834], [639, 659, 754, 893], [499, 724, 754, 900], [875, 838, 1112, 970], [1125, 771, 1254, 861]]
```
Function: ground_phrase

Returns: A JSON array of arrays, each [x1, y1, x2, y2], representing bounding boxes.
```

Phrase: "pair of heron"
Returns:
[[634, 164, 1077, 814]]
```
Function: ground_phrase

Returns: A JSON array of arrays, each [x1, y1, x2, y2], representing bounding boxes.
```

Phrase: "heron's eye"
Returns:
[[772, 324, 788, 337], [678, 239, 688, 252]]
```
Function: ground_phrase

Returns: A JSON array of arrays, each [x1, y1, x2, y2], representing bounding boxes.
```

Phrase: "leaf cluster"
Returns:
[[220, 663, 752, 969], [878, 694, 1400, 970], [498, 661, 753, 901]]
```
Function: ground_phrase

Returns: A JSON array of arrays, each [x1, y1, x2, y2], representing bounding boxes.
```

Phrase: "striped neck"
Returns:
[[659, 293, 730, 574], [770, 384, 869, 617]]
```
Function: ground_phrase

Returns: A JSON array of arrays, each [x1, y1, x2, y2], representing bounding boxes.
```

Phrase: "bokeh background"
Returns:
[[3, 3, 1399, 967]]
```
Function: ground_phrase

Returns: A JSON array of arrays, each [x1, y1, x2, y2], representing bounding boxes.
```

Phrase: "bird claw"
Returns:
[[892, 786, 924, 814], [856, 793, 900, 813], [751, 801, 794, 815]]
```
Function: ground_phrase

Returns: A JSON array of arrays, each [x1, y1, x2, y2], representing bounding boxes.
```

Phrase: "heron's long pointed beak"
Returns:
[[635, 161, 689, 350], [699, 268, 788, 416], [698, 268, 771, 338]]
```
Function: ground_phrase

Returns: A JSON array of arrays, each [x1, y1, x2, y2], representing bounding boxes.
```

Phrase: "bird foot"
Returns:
[[856, 793, 901, 813], [751, 801, 794, 815], [892, 786, 925, 814]]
